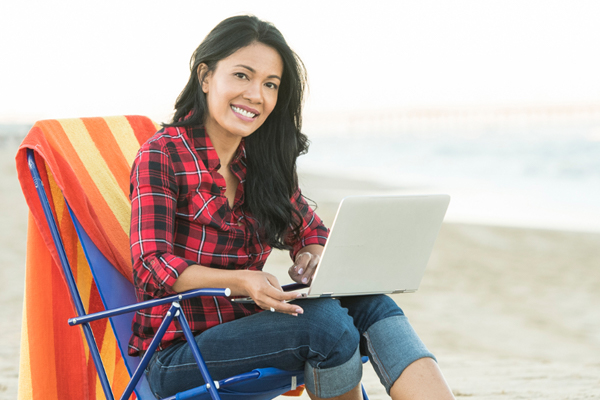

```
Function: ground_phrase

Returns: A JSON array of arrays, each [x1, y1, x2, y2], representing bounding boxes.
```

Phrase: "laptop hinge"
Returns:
[[392, 289, 406, 294], [320, 292, 334, 297]]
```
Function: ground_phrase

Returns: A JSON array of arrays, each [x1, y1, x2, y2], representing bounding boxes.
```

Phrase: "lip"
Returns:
[[231, 104, 260, 116]]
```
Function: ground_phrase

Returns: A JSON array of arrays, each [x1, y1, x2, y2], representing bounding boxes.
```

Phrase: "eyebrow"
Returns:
[[235, 64, 281, 81]]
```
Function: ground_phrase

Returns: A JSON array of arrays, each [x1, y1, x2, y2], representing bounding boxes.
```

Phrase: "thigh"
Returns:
[[195, 298, 357, 372], [147, 297, 360, 398], [340, 294, 405, 335]]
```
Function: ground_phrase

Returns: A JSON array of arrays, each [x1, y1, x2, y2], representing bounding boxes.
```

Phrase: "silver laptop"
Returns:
[[235, 194, 450, 301]]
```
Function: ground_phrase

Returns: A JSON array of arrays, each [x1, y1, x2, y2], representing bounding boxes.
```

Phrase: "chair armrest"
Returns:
[[68, 287, 231, 326]]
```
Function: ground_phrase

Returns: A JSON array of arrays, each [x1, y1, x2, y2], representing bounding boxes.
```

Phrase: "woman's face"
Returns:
[[200, 42, 284, 142]]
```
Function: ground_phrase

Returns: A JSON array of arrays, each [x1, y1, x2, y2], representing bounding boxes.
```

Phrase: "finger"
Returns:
[[288, 261, 309, 284], [288, 268, 306, 284], [288, 271, 305, 285], [254, 292, 304, 315], [265, 273, 285, 292], [288, 264, 300, 280], [266, 300, 304, 316], [300, 254, 320, 284], [292, 253, 311, 276], [267, 286, 305, 302], [300, 272, 312, 284], [262, 276, 304, 302]]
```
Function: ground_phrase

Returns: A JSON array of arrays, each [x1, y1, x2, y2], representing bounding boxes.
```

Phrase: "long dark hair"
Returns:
[[167, 15, 309, 250]]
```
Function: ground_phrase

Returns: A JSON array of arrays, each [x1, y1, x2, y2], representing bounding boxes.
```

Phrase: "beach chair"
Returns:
[[18, 116, 369, 400]]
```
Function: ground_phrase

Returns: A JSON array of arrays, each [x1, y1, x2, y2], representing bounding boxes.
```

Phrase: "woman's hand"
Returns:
[[288, 245, 323, 285], [172, 264, 303, 315], [242, 270, 304, 316]]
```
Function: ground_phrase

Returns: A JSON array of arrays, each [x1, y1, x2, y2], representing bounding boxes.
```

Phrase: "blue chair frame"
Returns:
[[26, 148, 369, 400]]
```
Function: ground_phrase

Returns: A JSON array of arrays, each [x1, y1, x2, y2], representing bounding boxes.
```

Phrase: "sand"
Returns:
[[1, 140, 599, 399]]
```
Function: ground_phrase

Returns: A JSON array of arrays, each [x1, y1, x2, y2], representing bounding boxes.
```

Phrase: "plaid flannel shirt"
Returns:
[[128, 125, 328, 355]]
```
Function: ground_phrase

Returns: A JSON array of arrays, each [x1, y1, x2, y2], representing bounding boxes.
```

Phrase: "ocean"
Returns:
[[299, 119, 600, 233], [4, 116, 599, 233]]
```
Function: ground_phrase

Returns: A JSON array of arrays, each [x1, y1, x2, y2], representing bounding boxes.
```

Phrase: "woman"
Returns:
[[129, 15, 454, 400]]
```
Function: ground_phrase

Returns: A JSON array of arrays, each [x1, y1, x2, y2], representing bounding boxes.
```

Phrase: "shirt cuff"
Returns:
[[143, 253, 195, 295]]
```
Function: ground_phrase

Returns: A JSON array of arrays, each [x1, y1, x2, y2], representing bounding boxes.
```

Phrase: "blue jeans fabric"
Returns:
[[145, 295, 435, 398]]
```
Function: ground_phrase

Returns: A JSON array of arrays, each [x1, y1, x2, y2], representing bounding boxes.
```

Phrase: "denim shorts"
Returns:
[[145, 295, 435, 398]]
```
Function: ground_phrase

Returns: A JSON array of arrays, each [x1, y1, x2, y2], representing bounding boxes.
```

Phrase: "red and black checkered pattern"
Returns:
[[128, 126, 328, 355]]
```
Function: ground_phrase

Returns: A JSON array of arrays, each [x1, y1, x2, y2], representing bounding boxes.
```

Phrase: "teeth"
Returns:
[[231, 106, 256, 118]]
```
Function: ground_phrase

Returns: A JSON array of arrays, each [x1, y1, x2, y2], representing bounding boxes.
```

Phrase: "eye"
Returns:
[[234, 72, 248, 80], [265, 82, 279, 90]]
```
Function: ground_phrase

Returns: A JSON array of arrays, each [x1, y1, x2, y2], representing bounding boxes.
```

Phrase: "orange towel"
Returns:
[[15, 115, 305, 399], [16, 116, 159, 400]]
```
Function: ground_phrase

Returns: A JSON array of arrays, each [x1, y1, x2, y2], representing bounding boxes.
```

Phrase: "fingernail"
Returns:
[[302, 277, 308, 283], [298, 268, 303, 275], [296, 292, 304, 298], [295, 308, 303, 314], [292, 313, 298, 317]]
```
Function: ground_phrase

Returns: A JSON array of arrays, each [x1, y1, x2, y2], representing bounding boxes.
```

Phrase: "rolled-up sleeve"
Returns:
[[287, 188, 329, 259], [130, 141, 194, 299]]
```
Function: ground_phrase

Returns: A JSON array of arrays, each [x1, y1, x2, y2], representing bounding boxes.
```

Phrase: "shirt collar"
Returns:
[[230, 140, 247, 182]]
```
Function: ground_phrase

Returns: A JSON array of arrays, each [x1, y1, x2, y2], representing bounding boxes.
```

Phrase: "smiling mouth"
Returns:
[[231, 105, 258, 119]]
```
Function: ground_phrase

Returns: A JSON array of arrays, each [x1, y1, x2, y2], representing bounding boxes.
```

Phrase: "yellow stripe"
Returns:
[[17, 276, 33, 400], [103, 116, 141, 167], [76, 241, 93, 316], [58, 119, 130, 232], [46, 166, 65, 230], [47, 162, 91, 313], [95, 375, 106, 400]]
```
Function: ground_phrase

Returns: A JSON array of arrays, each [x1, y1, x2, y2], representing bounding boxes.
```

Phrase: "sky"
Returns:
[[1, 0, 599, 124]]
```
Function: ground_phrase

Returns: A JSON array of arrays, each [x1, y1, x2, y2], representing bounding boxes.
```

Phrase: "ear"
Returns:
[[197, 63, 211, 93]]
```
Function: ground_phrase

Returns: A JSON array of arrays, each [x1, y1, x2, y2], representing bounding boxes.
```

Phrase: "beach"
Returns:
[[1, 141, 599, 399]]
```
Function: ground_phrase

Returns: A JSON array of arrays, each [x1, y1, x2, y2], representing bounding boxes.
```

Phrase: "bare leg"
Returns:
[[390, 358, 454, 400], [306, 383, 363, 400]]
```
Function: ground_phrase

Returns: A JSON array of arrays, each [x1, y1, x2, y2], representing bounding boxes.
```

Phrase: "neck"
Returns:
[[204, 125, 242, 168]]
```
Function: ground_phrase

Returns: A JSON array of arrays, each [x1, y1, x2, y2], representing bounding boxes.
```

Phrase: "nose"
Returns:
[[242, 82, 263, 104]]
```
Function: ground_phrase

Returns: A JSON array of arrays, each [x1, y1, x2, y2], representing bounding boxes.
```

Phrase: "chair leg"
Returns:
[[176, 303, 222, 400], [119, 302, 179, 400], [361, 383, 369, 400]]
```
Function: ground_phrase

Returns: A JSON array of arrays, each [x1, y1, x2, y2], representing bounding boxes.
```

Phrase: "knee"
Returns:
[[299, 300, 363, 398], [300, 299, 360, 365], [369, 294, 405, 319], [343, 295, 405, 330]]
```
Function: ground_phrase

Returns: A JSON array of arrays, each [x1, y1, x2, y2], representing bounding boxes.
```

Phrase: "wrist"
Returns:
[[233, 269, 256, 296]]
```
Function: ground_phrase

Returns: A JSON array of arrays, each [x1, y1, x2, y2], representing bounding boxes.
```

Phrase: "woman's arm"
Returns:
[[285, 189, 329, 284], [130, 140, 196, 299], [172, 264, 305, 315], [131, 138, 303, 315]]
